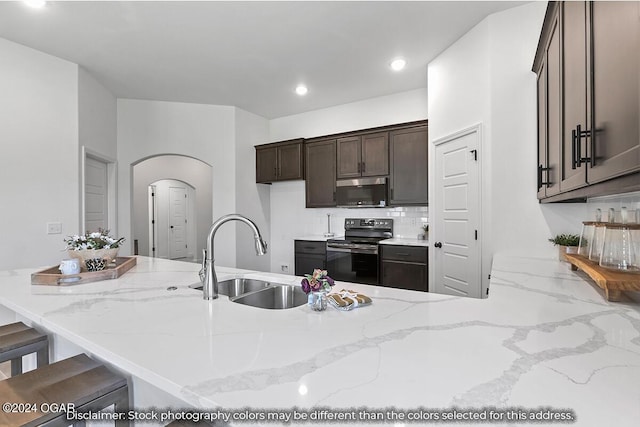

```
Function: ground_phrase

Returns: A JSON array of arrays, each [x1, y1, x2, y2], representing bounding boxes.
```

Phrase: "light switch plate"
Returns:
[[47, 222, 62, 234]]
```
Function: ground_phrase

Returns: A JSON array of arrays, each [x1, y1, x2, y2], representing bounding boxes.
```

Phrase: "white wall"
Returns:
[[117, 99, 237, 268], [428, 17, 492, 296], [270, 89, 428, 141], [78, 67, 117, 160], [234, 108, 271, 272], [427, 2, 588, 296], [0, 38, 79, 270], [487, 3, 588, 257], [78, 67, 118, 238], [267, 89, 429, 275]]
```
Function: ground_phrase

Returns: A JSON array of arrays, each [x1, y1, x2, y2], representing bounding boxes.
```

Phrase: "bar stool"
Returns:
[[0, 322, 49, 376], [0, 353, 129, 426]]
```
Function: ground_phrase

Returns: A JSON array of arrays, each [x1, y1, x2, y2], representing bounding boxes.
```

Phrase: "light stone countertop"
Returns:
[[0, 255, 639, 426], [378, 237, 429, 247], [294, 235, 342, 242]]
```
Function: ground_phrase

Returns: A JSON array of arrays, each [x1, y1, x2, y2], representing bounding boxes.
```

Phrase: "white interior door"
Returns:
[[432, 126, 481, 298], [85, 157, 108, 232], [169, 186, 187, 259]]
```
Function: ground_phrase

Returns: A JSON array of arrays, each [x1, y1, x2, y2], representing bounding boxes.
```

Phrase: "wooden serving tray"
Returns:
[[31, 257, 137, 286], [565, 253, 640, 301]]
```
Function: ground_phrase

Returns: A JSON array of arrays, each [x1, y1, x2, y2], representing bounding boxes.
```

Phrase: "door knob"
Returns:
[[434, 242, 442, 248], [170, 226, 174, 229]]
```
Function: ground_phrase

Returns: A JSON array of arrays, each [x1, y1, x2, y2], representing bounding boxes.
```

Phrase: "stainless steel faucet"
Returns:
[[200, 214, 268, 300]]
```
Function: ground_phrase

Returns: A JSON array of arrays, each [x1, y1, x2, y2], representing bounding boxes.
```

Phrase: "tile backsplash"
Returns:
[[306, 206, 428, 238], [587, 191, 640, 222]]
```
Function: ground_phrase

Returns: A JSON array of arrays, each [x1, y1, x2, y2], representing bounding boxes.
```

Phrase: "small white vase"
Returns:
[[558, 245, 578, 263]]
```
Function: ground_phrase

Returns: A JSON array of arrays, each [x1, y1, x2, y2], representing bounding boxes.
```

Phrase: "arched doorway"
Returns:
[[132, 155, 212, 262]]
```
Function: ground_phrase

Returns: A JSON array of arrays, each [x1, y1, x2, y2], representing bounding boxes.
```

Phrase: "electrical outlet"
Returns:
[[280, 263, 290, 273], [46, 222, 62, 234]]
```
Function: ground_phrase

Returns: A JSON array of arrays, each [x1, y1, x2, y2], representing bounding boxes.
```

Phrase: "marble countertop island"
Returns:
[[0, 255, 639, 426]]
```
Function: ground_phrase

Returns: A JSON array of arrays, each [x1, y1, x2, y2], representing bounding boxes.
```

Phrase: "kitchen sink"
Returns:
[[189, 278, 270, 297], [190, 278, 307, 309], [232, 285, 308, 310]]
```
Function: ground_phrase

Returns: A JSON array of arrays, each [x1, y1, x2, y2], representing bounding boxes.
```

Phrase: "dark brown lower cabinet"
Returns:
[[294, 240, 326, 276], [379, 245, 428, 292]]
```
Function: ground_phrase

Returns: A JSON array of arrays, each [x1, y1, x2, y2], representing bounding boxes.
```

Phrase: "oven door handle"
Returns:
[[327, 246, 378, 255]]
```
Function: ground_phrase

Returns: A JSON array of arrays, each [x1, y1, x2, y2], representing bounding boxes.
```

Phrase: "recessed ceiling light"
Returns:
[[24, 0, 46, 8], [390, 58, 407, 72], [295, 85, 308, 96]]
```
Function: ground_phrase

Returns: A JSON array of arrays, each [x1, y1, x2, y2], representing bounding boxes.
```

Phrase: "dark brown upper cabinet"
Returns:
[[536, 4, 561, 199], [588, 1, 640, 184], [389, 125, 428, 206], [255, 139, 304, 184], [534, 1, 640, 202], [560, 0, 588, 193], [305, 139, 337, 208], [336, 132, 389, 179]]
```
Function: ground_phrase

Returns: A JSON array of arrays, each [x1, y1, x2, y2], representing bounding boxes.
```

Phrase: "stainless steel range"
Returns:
[[326, 218, 393, 285]]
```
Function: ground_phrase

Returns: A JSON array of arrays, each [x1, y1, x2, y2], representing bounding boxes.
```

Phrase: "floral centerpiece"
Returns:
[[301, 269, 334, 294], [64, 229, 125, 270], [301, 269, 335, 311]]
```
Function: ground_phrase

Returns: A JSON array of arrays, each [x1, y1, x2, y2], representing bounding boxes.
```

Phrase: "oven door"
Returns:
[[326, 245, 378, 285]]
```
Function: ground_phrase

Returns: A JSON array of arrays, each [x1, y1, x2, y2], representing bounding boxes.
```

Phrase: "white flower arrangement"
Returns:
[[64, 229, 125, 251]]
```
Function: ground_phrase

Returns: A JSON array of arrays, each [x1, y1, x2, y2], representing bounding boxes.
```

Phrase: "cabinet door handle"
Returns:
[[362, 162, 366, 173], [274, 167, 277, 176], [538, 164, 551, 189], [396, 253, 410, 256], [357, 162, 361, 173], [576, 125, 582, 167], [537, 164, 542, 189], [571, 129, 578, 170], [434, 242, 443, 248], [590, 125, 596, 167], [574, 124, 592, 168]]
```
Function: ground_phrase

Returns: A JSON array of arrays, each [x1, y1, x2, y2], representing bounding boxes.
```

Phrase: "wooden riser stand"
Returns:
[[565, 253, 640, 301]]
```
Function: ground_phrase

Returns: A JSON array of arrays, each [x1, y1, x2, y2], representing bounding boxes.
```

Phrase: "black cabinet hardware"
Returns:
[[434, 242, 442, 248], [572, 124, 592, 169], [538, 164, 551, 189]]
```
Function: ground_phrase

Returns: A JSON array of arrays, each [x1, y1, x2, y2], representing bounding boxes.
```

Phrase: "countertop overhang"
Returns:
[[0, 255, 638, 425]]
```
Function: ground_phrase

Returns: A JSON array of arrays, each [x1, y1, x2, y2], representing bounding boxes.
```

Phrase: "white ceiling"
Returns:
[[0, 1, 526, 119]]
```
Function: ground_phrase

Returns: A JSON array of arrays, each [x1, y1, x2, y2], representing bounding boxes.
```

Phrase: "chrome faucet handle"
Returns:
[[199, 249, 207, 283]]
